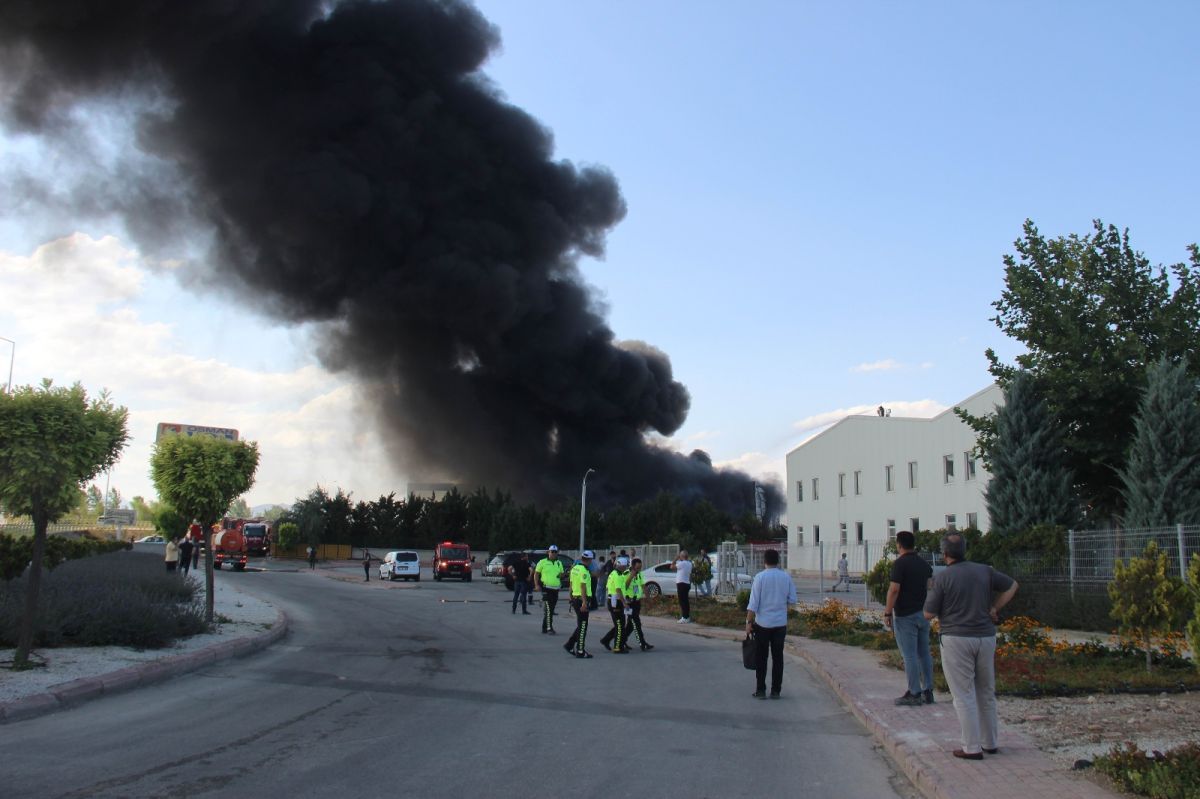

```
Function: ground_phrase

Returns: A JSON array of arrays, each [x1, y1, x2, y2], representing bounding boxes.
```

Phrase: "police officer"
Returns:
[[533, 545, 565, 634], [625, 557, 654, 651], [601, 556, 631, 653], [564, 550, 595, 658]]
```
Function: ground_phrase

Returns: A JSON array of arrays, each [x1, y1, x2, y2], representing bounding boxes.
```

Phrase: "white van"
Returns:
[[380, 550, 422, 581]]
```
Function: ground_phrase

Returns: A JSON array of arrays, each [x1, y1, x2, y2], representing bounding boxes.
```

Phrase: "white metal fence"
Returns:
[[1006, 524, 1200, 592]]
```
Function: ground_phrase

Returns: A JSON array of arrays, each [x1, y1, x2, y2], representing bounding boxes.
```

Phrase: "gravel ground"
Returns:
[[999, 691, 1200, 765], [0, 580, 278, 703]]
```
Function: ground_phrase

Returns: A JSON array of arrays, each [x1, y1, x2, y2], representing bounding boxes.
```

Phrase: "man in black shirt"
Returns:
[[883, 530, 935, 706], [511, 553, 532, 615]]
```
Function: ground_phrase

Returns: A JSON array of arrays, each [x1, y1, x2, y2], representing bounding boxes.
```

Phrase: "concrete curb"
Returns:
[[0, 602, 289, 725]]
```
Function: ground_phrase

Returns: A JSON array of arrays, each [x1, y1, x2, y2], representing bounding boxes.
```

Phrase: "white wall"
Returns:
[[785, 385, 1003, 572]]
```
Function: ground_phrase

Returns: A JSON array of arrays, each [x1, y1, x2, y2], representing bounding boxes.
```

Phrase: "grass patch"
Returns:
[[0, 550, 208, 649], [1095, 743, 1200, 799]]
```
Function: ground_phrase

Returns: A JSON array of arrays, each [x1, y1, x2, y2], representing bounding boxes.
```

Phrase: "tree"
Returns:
[[962, 221, 1200, 520], [1109, 541, 1186, 672], [152, 503, 190, 540], [150, 435, 259, 623], [85, 484, 104, 515], [1118, 357, 1200, 528], [0, 381, 128, 668], [228, 497, 251, 518], [1186, 554, 1200, 672], [277, 521, 299, 551], [984, 371, 1078, 536]]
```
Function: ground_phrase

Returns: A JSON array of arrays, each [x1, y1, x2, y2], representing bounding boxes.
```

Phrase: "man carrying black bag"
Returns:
[[744, 549, 797, 699]]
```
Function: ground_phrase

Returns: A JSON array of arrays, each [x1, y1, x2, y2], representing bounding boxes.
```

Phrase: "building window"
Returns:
[[966, 512, 978, 530], [796, 525, 804, 547], [910, 517, 920, 533], [796, 481, 804, 502], [853, 470, 862, 495], [945, 514, 957, 531], [943, 454, 955, 483], [838, 472, 846, 497], [855, 521, 864, 543], [885, 464, 894, 492], [964, 452, 977, 481], [908, 461, 918, 489], [839, 523, 847, 546], [812, 478, 819, 501], [813, 525, 820, 545], [887, 519, 896, 537]]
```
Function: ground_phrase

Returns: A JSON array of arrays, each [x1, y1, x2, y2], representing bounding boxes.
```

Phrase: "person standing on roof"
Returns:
[[625, 557, 653, 651], [564, 550, 595, 658], [533, 545, 565, 634]]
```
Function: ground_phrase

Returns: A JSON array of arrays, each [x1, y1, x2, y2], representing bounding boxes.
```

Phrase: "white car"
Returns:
[[379, 550, 422, 581], [134, 535, 165, 544], [640, 561, 753, 598]]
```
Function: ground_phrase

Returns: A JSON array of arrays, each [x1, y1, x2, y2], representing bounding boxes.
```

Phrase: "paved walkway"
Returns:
[[639, 615, 1119, 799]]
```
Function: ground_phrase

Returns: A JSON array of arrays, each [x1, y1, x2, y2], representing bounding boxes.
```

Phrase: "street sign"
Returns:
[[155, 422, 239, 442]]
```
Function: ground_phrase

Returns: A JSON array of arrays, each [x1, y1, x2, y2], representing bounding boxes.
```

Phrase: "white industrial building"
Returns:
[[784, 384, 1003, 575]]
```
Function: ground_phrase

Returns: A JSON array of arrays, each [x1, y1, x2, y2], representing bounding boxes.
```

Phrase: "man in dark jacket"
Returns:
[[511, 553, 532, 614], [178, 536, 195, 577]]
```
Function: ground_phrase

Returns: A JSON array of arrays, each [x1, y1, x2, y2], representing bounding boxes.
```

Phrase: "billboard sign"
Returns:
[[156, 423, 239, 443]]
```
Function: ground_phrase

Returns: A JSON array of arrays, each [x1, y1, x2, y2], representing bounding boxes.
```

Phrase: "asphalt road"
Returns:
[[1, 561, 916, 798]]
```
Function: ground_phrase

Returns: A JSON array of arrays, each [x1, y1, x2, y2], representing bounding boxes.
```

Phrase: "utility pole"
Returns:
[[578, 468, 595, 553]]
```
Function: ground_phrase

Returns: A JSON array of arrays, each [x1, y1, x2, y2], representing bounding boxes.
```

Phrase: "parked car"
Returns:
[[641, 560, 752, 598], [379, 550, 421, 582], [484, 551, 515, 579], [134, 535, 164, 544]]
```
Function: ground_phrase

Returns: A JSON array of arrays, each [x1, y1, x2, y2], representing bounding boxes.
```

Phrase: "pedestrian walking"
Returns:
[[164, 537, 180, 572], [564, 550, 594, 658], [307, 545, 317, 570], [625, 557, 653, 651], [533, 545, 565, 634], [673, 550, 693, 623], [586, 553, 600, 611], [596, 552, 615, 609], [884, 531, 935, 706], [923, 533, 1019, 760], [191, 528, 201, 570], [511, 552, 532, 614], [362, 549, 372, 581], [829, 553, 851, 592], [178, 536, 195, 578], [745, 548, 797, 699], [600, 556, 631, 653]]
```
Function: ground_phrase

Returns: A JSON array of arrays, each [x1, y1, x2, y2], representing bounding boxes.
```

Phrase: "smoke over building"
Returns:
[[0, 0, 780, 516]]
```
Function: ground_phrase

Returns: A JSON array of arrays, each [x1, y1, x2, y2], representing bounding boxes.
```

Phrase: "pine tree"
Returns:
[[1109, 541, 1181, 673], [985, 371, 1078, 536], [1119, 357, 1200, 528]]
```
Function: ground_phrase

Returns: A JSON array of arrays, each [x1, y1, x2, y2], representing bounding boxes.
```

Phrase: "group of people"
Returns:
[[884, 530, 1019, 760], [163, 535, 201, 576], [514, 545, 655, 659]]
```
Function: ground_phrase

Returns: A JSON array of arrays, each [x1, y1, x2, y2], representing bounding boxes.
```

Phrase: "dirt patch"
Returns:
[[999, 691, 1200, 766]]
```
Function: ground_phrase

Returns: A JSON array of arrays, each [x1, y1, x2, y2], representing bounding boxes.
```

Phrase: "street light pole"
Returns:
[[0, 336, 13, 394], [578, 468, 595, 553]]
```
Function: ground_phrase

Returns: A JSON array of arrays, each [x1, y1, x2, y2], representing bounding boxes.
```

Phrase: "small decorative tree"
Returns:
[[1109, 541, 1181, 672], [1187, 554, 1200, 670], [277, 522, 299, 552]]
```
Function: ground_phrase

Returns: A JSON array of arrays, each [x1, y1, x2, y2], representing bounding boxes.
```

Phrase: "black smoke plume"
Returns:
[[0, 0, 780, 516]]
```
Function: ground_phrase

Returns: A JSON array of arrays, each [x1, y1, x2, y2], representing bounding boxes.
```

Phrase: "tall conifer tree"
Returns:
[[985, 371, 1078, 535]]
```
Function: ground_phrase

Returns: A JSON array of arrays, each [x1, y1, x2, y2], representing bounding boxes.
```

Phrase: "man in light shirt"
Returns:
[[744, 549, 797, 699], [673, 550, 693, 623]]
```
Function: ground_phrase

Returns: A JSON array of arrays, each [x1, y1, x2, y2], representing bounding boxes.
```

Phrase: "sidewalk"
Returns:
[[0, 581, 288, 724], [639, 615, 1118, 799]]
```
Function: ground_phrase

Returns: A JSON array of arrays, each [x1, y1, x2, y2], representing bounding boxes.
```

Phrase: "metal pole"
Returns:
[[863, 540, 870, 605], [0, 335, 13, 393], [1178, 524, 1188, 582], [1068, 529, 1075, 601], [818, 541, 825, 595], [578, 468, 595, 553]]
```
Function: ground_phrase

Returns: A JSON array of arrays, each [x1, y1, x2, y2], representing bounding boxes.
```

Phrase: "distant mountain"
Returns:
[[251, 503, 287, 516]]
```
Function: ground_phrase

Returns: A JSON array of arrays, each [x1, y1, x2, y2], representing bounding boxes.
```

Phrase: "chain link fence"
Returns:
[[1005, 525, 1200, 593]]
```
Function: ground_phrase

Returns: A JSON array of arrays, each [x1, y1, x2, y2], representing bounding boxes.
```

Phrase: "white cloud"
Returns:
[[850, 359, 903, 373], [713, 450, 782, 482], [0, 233, 403, 506]]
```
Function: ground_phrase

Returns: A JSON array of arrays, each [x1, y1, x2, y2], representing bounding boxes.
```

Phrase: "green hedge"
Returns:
[[0, 532, 128, 581], [0, 550, 206, 648]]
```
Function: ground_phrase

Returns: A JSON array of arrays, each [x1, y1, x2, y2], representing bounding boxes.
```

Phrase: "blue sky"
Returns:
[[1, 1, 1197, 509]]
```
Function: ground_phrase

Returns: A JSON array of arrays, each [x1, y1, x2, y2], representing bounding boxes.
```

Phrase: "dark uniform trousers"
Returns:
[[541, 588, 559, 632], [628, 598, 647, 647], [601, 603, 627, 651], [565, 598, 589, 654]]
